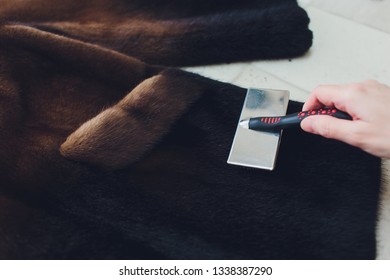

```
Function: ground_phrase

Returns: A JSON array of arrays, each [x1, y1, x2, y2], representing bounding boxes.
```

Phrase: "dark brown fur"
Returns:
[[60, 70, 207, 169], [0, 0, 313, 65]]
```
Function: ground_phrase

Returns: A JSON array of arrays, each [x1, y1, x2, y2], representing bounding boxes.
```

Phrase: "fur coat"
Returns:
[[0, 0, 380, 259]]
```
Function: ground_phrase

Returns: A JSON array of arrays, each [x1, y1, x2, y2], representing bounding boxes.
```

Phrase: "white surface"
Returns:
[[186, 7, 390, 101], [311, 0, 390, 34], [185, 1, 390, 259], [250, 7, 390, 94]]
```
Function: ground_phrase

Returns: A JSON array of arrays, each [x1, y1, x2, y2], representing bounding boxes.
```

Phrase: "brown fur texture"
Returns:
[[0, 0, 381, 260], [0, 0, 313, 65], [60, 70, 207, 169]]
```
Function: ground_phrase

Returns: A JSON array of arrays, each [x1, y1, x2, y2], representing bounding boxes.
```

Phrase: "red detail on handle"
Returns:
[[332, 109, 337, 114]]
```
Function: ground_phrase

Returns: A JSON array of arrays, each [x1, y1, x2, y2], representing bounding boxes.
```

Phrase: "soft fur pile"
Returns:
[[0, 0, 381, 259]]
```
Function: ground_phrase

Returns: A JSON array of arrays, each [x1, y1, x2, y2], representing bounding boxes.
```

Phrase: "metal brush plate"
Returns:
[[227, 88, 289, 170]]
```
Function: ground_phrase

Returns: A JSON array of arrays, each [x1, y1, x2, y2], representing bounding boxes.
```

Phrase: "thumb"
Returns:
[[301, 115, 355, 144]]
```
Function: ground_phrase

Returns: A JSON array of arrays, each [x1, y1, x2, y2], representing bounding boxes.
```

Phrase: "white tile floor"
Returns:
[[185, 0, 390, 259]]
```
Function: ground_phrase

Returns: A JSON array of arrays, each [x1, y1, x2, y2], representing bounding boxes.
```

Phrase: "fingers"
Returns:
[[300, 115, 362, 147], [302, 81, 379, 117], [300, 80, 390, 158], [302, 84, 350, 111]]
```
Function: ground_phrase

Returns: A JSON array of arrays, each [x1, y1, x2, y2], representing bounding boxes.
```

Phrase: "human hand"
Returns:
[[300, 80, 390, 159]]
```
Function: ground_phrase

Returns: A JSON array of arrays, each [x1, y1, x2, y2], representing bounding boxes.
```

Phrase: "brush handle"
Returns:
[[248, 107, 352, 132]]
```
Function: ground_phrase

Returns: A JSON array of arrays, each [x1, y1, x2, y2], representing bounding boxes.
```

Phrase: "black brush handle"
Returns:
[[248, 107, 352, 132]]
